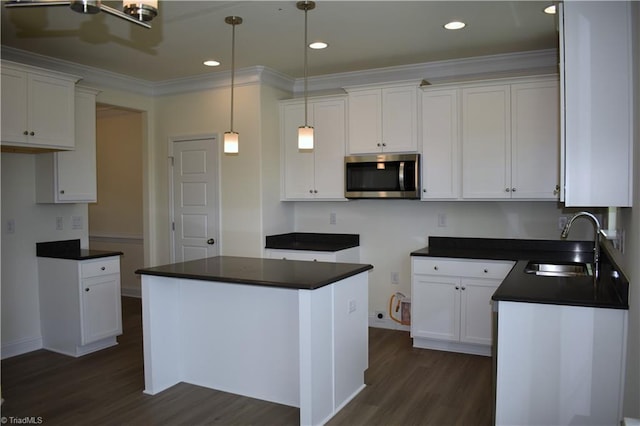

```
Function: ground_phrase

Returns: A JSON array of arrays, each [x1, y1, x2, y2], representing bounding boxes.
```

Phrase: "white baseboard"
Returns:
[[1, 336, 43, 359], [368, 315, 410, 332]]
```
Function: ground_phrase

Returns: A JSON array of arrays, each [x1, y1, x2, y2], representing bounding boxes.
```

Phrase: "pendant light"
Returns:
[[5, 0, 158, 28], [224, 16, 242, 154], [297, 1, 315, 150]]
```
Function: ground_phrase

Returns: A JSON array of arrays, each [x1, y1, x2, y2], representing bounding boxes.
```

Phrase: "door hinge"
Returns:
[[172, 222, 175, 231]]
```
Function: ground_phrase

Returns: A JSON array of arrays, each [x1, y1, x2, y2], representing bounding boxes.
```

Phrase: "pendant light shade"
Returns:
[[297, 1, 315, 150], [223, 131, 239, 154], [298, 126, 314, 150], [224, 16, 242, 154]]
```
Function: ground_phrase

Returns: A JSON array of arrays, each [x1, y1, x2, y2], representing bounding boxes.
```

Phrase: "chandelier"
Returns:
[[5, 0, 159, 29]]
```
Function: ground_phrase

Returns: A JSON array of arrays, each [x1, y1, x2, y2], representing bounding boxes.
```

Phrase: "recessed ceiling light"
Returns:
[[444, 21, 466, 30], [309, 41, 328, 49], [543, 4, 556, 14], [203, 60, 220, 67]]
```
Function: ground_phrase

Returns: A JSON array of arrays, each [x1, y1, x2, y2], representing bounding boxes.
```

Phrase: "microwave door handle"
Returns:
[[398, 161, 406, 191]]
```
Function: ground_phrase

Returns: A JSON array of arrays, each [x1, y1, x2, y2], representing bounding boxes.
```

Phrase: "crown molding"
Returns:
[[1, 46, 295, 96], [298, 48, 559, 95], [1, 45, 557, 97]]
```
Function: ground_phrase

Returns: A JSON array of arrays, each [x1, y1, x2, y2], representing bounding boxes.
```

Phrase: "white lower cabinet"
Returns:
[[38, 256, 122, 357], [496, 301, 627, 425], [265, 247, 359, 263], [411, 257, 514, 356]]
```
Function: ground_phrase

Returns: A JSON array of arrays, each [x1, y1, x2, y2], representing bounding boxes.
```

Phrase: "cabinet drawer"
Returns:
[[81, 257, 120, 278], [412, 257, 514, 280]]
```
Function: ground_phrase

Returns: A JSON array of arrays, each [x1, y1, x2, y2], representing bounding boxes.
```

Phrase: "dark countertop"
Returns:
[[411, 236, 628, 310], [36, 239, 123, 260], [135, 256, 373, 290], [265, 232, 359, 252]]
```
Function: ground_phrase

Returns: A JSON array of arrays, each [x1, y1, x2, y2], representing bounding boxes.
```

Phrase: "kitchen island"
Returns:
[[135, 256, 373, 426]]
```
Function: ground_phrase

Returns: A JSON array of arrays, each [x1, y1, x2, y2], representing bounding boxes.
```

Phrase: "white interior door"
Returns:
[[170, 136, 220, 262]]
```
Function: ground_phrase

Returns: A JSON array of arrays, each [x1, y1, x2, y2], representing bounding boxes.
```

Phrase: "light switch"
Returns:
[[56, 216, 64, 230], [6, 218, 15, 234]]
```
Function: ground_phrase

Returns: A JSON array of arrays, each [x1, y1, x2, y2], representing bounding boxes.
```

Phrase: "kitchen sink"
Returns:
[[524, 261, 592, 277]]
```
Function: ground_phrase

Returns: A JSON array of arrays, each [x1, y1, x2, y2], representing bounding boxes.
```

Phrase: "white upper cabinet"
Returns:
[[420, 88, 460, 199], [1, 61, 79, 151], [346, 83, 418, 154], [460, 77, 560, 200], [510, 80, 560, 199], [560, 1, 633, 207], [462, 84, 512, 199], [35, 87, 99, 203], [280, 96, 347, 200]]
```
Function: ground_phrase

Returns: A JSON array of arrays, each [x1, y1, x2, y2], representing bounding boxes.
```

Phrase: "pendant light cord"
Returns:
[[230, 19, 236, 132], [303, 7, 309, 127]]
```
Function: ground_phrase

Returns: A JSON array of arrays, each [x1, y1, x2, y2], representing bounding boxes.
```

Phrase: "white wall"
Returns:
[[1, 153, 88, 358], [293, 200, 594, 318], [621, 1, 640, 418]]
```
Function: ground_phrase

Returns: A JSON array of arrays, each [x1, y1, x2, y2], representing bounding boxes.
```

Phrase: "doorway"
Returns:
[[88, 104, 145, 297], [168, 135, 221, 262]]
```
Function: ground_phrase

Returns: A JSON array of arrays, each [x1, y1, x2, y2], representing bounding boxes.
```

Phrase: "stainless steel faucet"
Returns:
[[561, 211, 601, 280]]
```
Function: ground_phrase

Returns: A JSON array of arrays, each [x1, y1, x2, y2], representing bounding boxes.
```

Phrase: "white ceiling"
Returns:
[[1, 1, 559, 82]]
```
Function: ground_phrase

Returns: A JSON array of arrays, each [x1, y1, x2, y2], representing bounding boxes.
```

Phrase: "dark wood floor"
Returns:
[[1, 297, 492, 425]]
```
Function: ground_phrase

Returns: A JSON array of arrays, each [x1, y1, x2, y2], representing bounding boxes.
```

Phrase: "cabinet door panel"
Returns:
[[460, 278, 499, 345], [28, 73, 75, 149], [312, 99, 346, 199], [511, 81, 559, 199], [348, 90, 382, 154], [282, 103, 315, 199], [1, 67, 28, 144], [421, 89, 459, 199], [382, 86, 417, 152], [411, 276, 460, 341], [462, 85, 511, 198], [55, 89, 97, 202], [81, 275, 122, 345]]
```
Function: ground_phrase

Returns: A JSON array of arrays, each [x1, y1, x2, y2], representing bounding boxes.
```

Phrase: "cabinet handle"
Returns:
[[461, 286, 466, 290], [433, 266, 439, 271], [23, 130, 28, 135], [455, 286, 460, 290], [60, 190, 65, 194], [30, 131, 35, 136], [377, 143, 381, 147], [101, 266, 106, 271], [484, 268, 488, 273], [505, 188, 510, 192], [382, 143, 386, 147], [309, 189, 313, 194], [314, 190, 318, 194], [511, 188, 516, 192], [85, 288, 90, 292]]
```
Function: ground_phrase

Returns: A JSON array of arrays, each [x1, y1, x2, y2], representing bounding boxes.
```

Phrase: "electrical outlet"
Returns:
[[71, 216, 83, 230], [391, 271, 399, 285], [6, 218, 15, 234], [558, 215, 569, 230], [56, 216, 64, 230], [374, 310, 385, 321], [437, 213, 447, 227], [348, 299, 356, 313], [329, 212, 337, 225]]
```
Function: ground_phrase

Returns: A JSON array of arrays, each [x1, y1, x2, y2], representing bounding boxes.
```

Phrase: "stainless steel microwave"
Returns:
[[345, 153, 420, 199]]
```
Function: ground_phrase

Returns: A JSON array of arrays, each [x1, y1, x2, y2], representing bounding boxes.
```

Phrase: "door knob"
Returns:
[[207, 238, 215, 245]]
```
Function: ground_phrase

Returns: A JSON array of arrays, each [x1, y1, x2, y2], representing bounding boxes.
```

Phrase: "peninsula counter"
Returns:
[[135, 256, 373, 426]]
